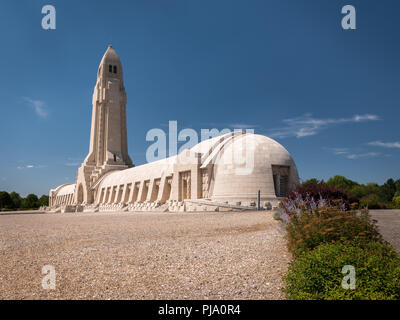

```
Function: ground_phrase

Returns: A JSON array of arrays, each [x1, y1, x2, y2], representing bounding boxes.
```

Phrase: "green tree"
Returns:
[[349, 184, 368, 199], [380, 178, 397, 203], [9, 191, 22, 209], [39, 195, 49, 207], [0, 191, 13, 210], [326, 175, 358, 192], [22, 194, 39, 209], [395, 179, 400, 193], [301, 178, 322, 188]]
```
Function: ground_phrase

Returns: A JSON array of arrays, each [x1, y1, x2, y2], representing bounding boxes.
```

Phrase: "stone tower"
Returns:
[[75, 45, 133, 205]]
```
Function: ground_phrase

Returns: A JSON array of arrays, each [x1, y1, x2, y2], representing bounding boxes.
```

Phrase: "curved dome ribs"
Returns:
[[199, 131, 246, 168]]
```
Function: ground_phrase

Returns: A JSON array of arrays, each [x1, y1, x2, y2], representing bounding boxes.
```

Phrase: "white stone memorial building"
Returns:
[[49, 46, 299, 213]]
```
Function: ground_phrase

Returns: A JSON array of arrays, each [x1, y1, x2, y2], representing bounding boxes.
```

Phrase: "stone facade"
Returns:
[[49, 46, 300, 213]]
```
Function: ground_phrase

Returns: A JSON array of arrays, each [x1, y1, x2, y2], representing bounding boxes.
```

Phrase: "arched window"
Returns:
[[109, 64, 112, 72], [113, 154, 116, 162], [113, 65, 117, 74]]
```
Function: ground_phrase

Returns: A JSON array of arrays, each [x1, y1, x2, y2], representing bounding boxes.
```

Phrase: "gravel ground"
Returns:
[[0, 211, 290, 300], [369, 209, 400, 253]]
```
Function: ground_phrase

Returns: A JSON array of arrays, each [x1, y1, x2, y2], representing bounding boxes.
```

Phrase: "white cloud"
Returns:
[[23, 97, 48, 118], [17, 164, 47, 170], [268, 113, 380, 139], [346, 152, 380, 160], [328, 147, 350, 155], [325, 147, 381, 160], [353, 114, 379, 122], [368, 141, 400, 149]]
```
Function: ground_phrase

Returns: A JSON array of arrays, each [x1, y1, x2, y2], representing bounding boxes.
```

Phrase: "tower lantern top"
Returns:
[[102, 45, 119, 61], [98, 45, 123, 79]]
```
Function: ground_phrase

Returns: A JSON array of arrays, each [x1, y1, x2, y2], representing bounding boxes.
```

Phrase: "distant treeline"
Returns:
[[302, 175, 400, 209], [0, 191, 49, 211], [1, 175, 400, 210]]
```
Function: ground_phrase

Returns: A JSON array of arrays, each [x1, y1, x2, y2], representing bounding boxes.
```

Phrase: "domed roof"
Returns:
[[209, 132, 299, 201], [54, 183, 75, 196], [94, 131, 299, 204], [216, 133, 294, 167]]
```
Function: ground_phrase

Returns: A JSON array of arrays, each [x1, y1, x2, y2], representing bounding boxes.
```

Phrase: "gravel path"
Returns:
[[369, 209, 400, 253], [0, 211, 290, 300]]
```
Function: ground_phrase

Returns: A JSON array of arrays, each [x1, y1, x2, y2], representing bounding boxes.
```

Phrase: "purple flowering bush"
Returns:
[[279, 184, 359, 222], [280, 181, 397, 300], [285, 206, 384, 257], [276, 183, 382, 257]]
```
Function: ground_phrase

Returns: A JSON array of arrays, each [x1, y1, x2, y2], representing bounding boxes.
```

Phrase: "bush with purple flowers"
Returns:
[[285, 206, 384, 257], [279, 180, 400, 300], [280, 183, 358, 218]]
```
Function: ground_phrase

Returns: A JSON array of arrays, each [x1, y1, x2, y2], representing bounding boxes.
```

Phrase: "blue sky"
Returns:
[[0, 0, 399, 196]]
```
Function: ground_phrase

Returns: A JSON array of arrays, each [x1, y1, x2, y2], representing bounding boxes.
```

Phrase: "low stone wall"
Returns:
[[184, 199, 274, 212], [48, 198, 279, 213]]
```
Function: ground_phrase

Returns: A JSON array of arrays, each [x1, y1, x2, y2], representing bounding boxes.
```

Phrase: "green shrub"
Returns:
[[393, 196, 400, 209], [359, 194, 384, 209], [284, 241, 400, 300], [286, 206, 383, 257]]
